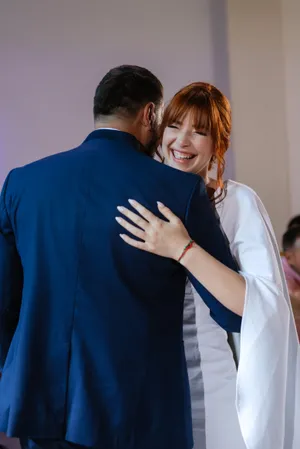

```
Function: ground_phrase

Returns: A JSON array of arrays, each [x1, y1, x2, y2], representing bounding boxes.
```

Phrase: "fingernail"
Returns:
[[117, 206, 124, 212], [120, 234, 125, 238], [115, 217, 121, 222], [157, 201, 164, 207], [128, 199, 135, 204]]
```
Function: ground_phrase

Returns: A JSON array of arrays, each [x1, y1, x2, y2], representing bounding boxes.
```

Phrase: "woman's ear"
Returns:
[[208, 155, 216, 170]]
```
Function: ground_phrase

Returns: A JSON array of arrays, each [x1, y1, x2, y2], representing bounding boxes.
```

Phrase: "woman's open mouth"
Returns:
[[171, 149, 196, 163]]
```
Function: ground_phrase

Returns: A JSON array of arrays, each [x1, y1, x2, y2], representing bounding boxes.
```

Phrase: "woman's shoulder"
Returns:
[[217, 181, 276, 250], [217, 180, 268, 226], [224, 180, 260, 203]]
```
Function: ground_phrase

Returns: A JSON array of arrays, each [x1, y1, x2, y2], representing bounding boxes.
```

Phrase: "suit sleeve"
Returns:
[[0, 171, 23, 371], [184, 179, 241, 332]]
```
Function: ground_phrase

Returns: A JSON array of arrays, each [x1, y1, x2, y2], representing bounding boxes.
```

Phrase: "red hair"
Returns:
[[158, 82, 231, 201]]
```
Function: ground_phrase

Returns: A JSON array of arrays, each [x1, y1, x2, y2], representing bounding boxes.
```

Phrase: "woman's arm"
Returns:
[[179, 242, 245, 316], [117, 185, 299, 449], [116, 199, 245, 316]]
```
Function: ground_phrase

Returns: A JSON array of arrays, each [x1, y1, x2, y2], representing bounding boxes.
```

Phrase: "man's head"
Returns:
[[93, 65, 164, 155], [282, 226, 300, 274], [288, 215, 300, 230]]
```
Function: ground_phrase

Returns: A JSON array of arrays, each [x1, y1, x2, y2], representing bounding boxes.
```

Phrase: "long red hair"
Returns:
[[158, 82, 231, 201]]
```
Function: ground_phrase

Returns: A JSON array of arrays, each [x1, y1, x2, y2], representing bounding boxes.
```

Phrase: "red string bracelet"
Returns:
[[178, 239, 195, 263]]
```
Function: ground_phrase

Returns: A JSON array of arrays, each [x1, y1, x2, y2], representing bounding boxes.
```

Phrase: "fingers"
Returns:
[[128, 199, 160, 224], [117, 205, 149, 230], [115, 216, 145, 240], [119, 233, 147, 251], [157, 202, 180, 224]]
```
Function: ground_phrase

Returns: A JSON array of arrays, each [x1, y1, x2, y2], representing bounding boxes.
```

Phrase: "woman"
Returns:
[[115, 83, 300, 449]]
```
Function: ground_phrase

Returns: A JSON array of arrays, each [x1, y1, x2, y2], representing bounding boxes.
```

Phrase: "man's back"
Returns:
[[0, 130, 240, 449]]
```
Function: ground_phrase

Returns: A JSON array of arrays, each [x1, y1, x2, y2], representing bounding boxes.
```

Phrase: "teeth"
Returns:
[[173, 150, 194, 160]]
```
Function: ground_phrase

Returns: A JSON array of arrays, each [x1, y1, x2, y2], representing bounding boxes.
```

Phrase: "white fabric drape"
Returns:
[[218, 181, 299, 449]]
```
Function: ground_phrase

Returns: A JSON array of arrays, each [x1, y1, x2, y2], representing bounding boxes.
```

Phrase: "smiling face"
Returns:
[[158, 82, 231, 189], [286, 242, 300, 275], [161, 112, 214, 178]]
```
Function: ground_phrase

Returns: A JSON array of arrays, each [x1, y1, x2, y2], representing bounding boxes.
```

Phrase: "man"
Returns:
[[282, 226, 300, 340], [0, 65, 241, 449], [287, 215, 300, 229]]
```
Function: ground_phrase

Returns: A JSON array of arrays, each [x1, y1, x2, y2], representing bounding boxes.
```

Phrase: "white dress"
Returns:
[[183, 180, 300, 449]]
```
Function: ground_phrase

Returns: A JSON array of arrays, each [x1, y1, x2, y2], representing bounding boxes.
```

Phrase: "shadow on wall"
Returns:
[[208, 0, 235, 181]]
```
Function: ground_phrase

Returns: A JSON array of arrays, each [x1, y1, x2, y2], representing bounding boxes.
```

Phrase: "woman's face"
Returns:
[[161, 113, 214, 178]]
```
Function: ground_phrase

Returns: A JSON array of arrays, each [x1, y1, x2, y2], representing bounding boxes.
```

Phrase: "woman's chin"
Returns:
[[167, 159, 194, 173]]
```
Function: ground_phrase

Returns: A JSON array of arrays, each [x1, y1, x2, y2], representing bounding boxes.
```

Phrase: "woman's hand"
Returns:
[[116, 199, 191, 260], [116, 199, 245, 316]]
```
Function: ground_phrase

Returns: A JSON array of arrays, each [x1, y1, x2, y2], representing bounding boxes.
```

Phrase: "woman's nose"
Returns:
[[177, 132, 190, 147]]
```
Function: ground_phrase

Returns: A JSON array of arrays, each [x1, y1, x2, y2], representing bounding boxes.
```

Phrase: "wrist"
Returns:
[[177, 239, 195, 264]]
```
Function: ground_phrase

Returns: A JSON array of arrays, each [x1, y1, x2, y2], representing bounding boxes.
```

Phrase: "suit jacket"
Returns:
[[0, 130, 241, 449]]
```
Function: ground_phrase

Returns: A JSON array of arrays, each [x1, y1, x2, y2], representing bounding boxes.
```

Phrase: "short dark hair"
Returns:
[[93, 65, 163, 121], [282, 226, 300, 251], [287, 215, 300, 229]]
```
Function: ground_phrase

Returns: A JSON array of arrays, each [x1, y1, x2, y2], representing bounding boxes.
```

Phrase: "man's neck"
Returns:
[[94, 122, 143, 148], [95, 124, 126, 132], [95, 118, 133, 134]]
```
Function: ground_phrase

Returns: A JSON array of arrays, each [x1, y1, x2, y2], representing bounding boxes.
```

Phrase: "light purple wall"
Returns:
[[0, 0, 233, 185]]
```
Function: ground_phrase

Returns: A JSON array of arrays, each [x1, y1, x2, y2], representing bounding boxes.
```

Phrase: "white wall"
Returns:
[[226, 0, 292, 240], [0, 0, 231, 183], [282, 0, 300, 217]]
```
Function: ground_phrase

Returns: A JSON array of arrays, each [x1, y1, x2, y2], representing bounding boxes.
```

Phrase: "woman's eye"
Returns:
[[195, 131, 207, 136], [168, 124, 179, 129]]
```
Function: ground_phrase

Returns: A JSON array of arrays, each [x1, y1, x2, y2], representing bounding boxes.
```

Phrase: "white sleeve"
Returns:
[[219, 184, 299, 449]]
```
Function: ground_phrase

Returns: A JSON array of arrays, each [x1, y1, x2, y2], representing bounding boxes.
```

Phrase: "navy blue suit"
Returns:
[[0, 130, 241, 449]]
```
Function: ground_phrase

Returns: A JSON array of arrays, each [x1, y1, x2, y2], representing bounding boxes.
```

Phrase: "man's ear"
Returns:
[[285, 250, 294, 264], [141, 102, 155, 129]]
